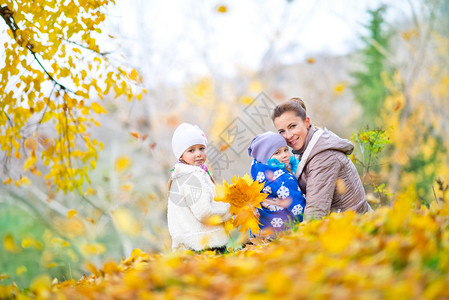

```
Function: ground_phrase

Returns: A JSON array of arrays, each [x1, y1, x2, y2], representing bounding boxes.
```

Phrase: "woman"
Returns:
[[271, 98, 372, 220]]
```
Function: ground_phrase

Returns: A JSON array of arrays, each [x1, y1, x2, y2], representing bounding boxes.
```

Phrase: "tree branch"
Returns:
[[1, 5, 75, 94], [62, 38, 111, 56], [3, 111, 14, 127]]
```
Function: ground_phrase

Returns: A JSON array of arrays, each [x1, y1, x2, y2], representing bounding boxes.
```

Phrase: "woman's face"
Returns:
[[273, 111, 310, 151]]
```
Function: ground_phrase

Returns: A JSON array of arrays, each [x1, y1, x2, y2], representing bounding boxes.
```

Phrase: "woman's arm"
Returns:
[[303, 151, 341, 220]]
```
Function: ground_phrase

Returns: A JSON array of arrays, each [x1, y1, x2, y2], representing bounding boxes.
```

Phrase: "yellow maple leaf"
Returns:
[[215, 174, 267, 233]]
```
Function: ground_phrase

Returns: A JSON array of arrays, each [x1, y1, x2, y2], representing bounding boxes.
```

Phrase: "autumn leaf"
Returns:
[[215, 175, 267, 233], [24, 137, 37, 151], [129, 132, 139, 139], [333, 82, 346, 94], [216, 5, 227, 13], [220, 144, 231, 152], [3, 234, 16, 253], [21, 237, 43, 249], [19, 177, 32, 186], [91, 102, 108, 114], [114, 156, 132, 172], [81, 242, 106, 256], [111, 208, 142, 236], [67, 209, 78, 219], [16, 266, 27, 276]]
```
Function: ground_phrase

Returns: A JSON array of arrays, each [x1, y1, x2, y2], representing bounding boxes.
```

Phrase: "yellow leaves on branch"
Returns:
[[0, 0, 145, 193], [215, 174, 267, 233]]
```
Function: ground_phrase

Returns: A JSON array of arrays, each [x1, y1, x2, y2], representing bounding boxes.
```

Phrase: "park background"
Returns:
[[1, 0, 448, 293]]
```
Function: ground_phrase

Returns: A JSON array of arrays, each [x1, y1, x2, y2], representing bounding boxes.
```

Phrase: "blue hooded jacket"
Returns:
[[250, 156, 306, 235]]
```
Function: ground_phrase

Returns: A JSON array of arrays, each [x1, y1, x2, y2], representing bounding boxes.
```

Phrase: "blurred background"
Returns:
[[1, 0, 448, 288]]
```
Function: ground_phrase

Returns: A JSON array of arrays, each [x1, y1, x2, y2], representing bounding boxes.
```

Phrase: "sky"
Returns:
[[105, 0, 409, 86]]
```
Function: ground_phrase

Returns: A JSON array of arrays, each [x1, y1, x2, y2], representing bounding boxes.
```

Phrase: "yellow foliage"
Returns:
[[186, 77, 214, 105], [111, 208, 142, 236], [51, 238, 71, 248], [114, 156, 132, 173], [54, 217, 86, 237], [248, 80, 263, 93], [319, 212, 358, 253], [333, 82, 346, 94], [16, 266, 27, 276], [215, 174, 267, 233], [23, 154, 37, 172], [239, 95, 253, 105], [29, 274, 52, 298], [91, 102, 108, 114], [3, 234, 18, 253], [21, 237, 43, 250], [0, 198, 446, 299], [81, 242, 106, 256], [67, 209, 78, 219], [0, 0, 144, 193], [24, 137, 37, 151], [216, 5, 228, 13], [19, 176, 32, 186]]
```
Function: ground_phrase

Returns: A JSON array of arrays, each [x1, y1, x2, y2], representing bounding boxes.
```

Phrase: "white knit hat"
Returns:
[[171, 123, 208, 159]]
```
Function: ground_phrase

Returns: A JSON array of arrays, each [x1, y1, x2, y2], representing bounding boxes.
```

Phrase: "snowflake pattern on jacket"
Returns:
[[250, 157, 306, 236]]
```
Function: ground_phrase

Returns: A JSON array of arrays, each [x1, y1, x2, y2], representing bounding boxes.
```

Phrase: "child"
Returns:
[[168, 123, 231, 252], [247, 131, 306, 237]]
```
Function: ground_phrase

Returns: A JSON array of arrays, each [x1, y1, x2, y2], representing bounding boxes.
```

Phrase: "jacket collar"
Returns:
[[172, 162, 205, 178]]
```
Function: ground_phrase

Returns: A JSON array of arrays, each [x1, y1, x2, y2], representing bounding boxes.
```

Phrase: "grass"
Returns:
[[0, 203, 81, 289]]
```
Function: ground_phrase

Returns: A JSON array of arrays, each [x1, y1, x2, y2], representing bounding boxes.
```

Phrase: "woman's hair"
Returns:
[[271, 97, 307, 121]]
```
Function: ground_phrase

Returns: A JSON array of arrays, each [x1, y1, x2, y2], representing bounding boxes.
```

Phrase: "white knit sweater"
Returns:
[[167, 163, 231, 251]]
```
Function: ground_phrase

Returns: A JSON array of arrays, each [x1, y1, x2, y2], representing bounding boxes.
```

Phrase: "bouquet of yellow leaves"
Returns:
[[215, 174, 268, 234]]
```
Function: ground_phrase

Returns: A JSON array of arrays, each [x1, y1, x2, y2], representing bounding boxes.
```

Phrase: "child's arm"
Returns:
[[186, 173, 231, 223]]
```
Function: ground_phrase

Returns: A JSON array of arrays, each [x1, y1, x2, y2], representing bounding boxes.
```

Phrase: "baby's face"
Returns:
[[181, 144, 207, 166], [271, 146, 290, 165]]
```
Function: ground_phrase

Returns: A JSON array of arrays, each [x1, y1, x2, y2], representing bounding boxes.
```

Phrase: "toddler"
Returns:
[[168, 123, 231, 252], [248, 131, 306, 236]]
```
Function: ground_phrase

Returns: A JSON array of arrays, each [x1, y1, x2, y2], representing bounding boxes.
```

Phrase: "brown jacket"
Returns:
[[294, 125, 371, 220]]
